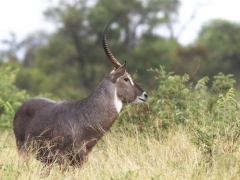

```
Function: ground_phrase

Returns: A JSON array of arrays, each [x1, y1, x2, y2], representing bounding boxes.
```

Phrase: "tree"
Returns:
[[0, 32, 20, 62], [20, 31, 49, 68], [195, 19, 240, 81], [2, 0, 181, 98]]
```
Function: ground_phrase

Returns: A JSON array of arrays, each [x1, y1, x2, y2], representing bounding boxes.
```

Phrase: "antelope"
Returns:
[[13, 22, 148, 166]]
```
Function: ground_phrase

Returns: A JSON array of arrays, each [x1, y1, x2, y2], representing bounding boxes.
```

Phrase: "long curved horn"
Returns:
[[102, 22, 122, 69]]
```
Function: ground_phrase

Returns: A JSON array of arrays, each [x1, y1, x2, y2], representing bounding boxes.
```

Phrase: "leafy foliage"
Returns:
[[0, 64, 29, 130], [196, 19, 240, 82], [212, 73, 236, 94], [116, 66, 240, 165]]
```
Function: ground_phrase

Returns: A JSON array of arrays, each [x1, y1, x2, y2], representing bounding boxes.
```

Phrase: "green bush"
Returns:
[[0, 64, 29, 130], [115, 66, 240, 162]]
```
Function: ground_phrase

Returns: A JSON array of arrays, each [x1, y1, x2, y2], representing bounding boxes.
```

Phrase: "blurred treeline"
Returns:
[[0, 0, 240, 99]]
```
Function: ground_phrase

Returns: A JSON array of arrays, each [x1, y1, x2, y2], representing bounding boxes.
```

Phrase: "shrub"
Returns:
[[0, 64, 29, 130], [115, 66, 240, 164]]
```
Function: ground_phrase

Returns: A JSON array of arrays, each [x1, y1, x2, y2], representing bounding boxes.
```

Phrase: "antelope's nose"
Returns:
[[143, 92, 148, 99]]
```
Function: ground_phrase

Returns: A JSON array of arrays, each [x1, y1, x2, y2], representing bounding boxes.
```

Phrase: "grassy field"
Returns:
[[1, 128, 239, 180], [1, 66, 240, 179]]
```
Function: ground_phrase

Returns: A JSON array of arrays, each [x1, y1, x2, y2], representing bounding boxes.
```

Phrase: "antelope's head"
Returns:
[[102, 22, 148, 104]]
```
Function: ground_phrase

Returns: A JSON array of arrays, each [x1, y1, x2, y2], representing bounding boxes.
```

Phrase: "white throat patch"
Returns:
[[114, 88, 122, 113]]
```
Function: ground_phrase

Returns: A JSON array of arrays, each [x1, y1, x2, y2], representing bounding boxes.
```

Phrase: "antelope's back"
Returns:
[[13, 98, 56, 150]]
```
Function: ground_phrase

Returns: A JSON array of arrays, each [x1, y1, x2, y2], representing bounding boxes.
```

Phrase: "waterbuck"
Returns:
[[13, 22, 148, 166]]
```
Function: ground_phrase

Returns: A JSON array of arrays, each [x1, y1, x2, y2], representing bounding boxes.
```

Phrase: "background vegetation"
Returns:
[[0, 0, 240, 179]]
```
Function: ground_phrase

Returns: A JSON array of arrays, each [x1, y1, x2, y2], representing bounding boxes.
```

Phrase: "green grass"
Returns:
[[1, 129, 239, 180]]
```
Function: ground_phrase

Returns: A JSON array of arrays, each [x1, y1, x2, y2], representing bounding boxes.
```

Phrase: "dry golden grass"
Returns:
[[0, 130, 239, 180]]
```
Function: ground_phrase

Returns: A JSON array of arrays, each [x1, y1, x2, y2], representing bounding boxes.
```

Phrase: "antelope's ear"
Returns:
[[110, 62, 126, 81]]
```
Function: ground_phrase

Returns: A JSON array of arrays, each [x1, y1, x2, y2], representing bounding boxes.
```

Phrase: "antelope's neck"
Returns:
[[85, 80, 121, 132]]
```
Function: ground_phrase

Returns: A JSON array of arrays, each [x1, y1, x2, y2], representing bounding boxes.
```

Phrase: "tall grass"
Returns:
[[0, 129, 239, 180]]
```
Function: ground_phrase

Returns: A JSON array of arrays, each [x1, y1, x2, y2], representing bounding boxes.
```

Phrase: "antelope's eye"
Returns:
[[124, 77, 129, 82]]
